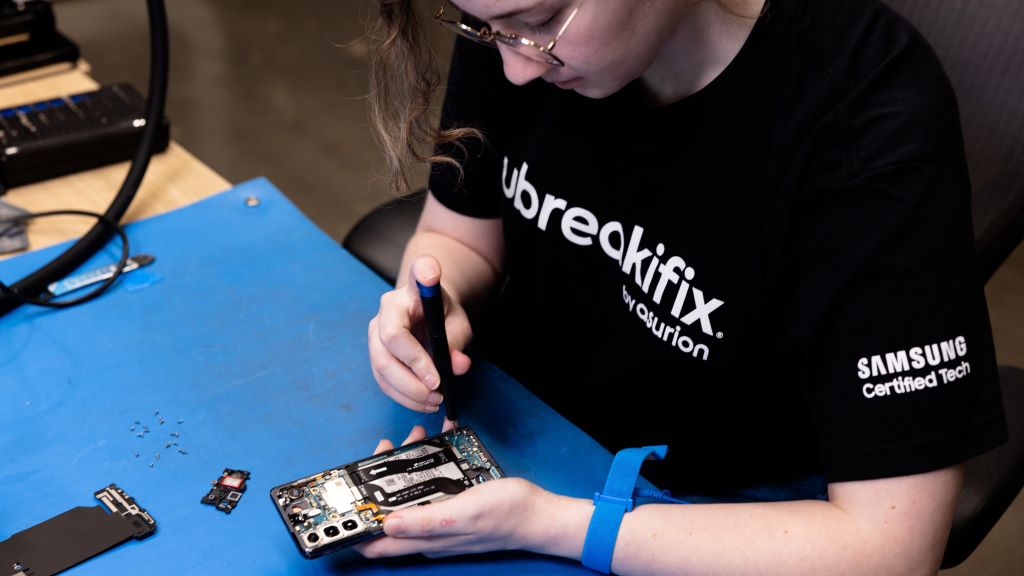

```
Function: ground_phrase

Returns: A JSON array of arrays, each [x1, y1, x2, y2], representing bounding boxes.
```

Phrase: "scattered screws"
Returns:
[[143, 426, 150, 433], [129, 426, 136, 431], [148, 462, 154, 468], [177, 418, 184, 424], [178, 448, 188, 455], [172, 442, 179, 447], [165, 442, 172, 448], [170, 432, 180, 438], [136, 433, 143, 438], [154, 410, 160, 415], [155, 453, 160, 461], [159, 417, 165, 425], [133, 420, 140, 425], [134, 453, 140, 458]]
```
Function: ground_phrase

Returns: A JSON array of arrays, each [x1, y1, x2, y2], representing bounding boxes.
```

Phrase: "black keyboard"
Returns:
[[0, 83, 170, 192], [0, 0, 79, 79]]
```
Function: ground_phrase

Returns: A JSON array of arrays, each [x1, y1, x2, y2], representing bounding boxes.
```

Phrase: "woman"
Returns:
[[362, 0, 1007, 573]]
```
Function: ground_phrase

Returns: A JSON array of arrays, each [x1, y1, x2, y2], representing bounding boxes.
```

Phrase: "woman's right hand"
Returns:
[[368, 254, 474, 415]]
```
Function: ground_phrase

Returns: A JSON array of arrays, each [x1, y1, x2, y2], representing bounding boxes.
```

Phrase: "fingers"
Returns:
[[371, 365, 441, 413], [370, 253, 477, 418], [443, 298, 474, 354], [369, 317, 442, 412], [441, 418, 456, 433], [373, 424, 426, 456], [356, 534, 477, 559], [409, 254, 442, 289], [374, 297, 442, 391], [384, 507, 463, 540], [401, 425, 427, 446], [451, 349, 472, 376], [373, 438, 394, 455]]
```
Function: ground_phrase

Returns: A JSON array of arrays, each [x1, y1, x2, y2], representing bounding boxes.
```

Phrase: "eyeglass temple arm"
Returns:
[[555, 5, 582, 39]]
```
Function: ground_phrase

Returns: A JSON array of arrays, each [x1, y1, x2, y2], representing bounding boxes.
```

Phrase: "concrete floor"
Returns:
[[51, 1, 1022, 574]]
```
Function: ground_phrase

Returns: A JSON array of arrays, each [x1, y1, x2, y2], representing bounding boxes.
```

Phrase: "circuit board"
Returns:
[[270, 427, 503, 558], [201, 468, 250, 514]]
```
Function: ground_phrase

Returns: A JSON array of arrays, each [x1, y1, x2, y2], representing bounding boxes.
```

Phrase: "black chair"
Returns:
[[342, 190, 425, 285], [343, 1, 1024, 569]]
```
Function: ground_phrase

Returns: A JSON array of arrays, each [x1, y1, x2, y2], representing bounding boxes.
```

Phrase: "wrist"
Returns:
[[521, 488, 593, 560]]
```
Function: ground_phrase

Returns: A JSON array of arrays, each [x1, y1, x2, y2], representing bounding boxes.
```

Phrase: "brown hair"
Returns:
[[367, 0, 765, 195], [368, 0, 480, 195]]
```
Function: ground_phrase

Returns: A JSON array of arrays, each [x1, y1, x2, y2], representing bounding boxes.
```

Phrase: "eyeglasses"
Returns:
[[434, 0, 584, 67]]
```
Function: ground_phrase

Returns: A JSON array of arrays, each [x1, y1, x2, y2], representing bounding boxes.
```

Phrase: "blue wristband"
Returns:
[[581, 445, 668, 574]]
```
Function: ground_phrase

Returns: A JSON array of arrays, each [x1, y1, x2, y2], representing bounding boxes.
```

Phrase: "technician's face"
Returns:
[[450, 0, 682, 98]]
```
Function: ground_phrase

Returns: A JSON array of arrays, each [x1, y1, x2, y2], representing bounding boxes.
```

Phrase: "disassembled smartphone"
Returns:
[[270, 426, 503, 558]]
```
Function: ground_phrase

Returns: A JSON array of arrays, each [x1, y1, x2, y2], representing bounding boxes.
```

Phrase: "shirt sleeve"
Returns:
[[793, 29, 1008, 482], [427, 35, 508, 218]]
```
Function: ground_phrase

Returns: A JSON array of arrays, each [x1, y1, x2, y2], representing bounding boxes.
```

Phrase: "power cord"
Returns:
[[0, 209, 129, 307], [0, 0, 167, 317]]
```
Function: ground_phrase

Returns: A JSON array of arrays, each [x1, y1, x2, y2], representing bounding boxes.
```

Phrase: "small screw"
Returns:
[[129, 426, 135, 431], [178, 448, 188, 455], [155, 409, 160, 415], [159, 417, 165, 425], [137, 433, 143, 438], [244, 196, 261, 208], [155, 453, 160, 461], [133, 420, 140, 425], [170, 432, 180, 438], [177, 418, 184, 424], [165, 442, 172, 448], [173, 442, 179, 447], [149, 462, 154, 468], [143, 426, 150, 432]]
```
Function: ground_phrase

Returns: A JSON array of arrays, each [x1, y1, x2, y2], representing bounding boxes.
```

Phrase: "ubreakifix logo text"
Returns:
[[502, 157, 724, 361]]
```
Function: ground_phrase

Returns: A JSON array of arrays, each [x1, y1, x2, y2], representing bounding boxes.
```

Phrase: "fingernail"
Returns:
[[426, 392, 443, 405], [423, 373, 439, 389], [385, 517, 404, 536]]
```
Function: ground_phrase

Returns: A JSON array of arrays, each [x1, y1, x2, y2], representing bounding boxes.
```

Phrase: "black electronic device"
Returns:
[[270, 427, 504, 558], [0, 0, 79, 78], [0, 82, 170, 192], [202, 468, 252, 514], [0, 484, 156, 576], [0, 0, 168, 319]]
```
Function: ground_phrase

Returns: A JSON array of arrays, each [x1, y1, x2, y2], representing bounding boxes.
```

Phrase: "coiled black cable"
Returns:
[[0, 209, 129, 307], [0, 0, 168, 317]]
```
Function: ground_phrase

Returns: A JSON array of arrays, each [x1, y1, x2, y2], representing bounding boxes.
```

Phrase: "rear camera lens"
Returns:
[[324, 526, 341, 538], [342, 519, 358, 531]]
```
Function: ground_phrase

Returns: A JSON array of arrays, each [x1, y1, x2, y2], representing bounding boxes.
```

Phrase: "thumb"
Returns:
[[383, 501, 461, 538], [409, 254, 442, 289]]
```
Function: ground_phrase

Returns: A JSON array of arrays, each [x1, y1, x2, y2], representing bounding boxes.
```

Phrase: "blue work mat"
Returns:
[[0, 178, 618, 575]]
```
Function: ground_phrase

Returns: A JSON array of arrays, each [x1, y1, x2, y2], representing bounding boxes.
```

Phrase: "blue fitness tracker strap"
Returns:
[[581, 445, 668, 574]]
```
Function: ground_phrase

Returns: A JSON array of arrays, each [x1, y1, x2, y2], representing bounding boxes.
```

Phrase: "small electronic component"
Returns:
[[0, 484, 156, 576], [270, 427, 503, 559], [201, 468, 251, 514]]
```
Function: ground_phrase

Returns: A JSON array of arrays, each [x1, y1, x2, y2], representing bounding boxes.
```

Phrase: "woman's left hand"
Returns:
[[354, 425, 551, 559]]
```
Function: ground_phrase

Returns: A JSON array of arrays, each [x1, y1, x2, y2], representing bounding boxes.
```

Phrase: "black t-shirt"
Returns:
[[429, 0, 1008, 493]]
